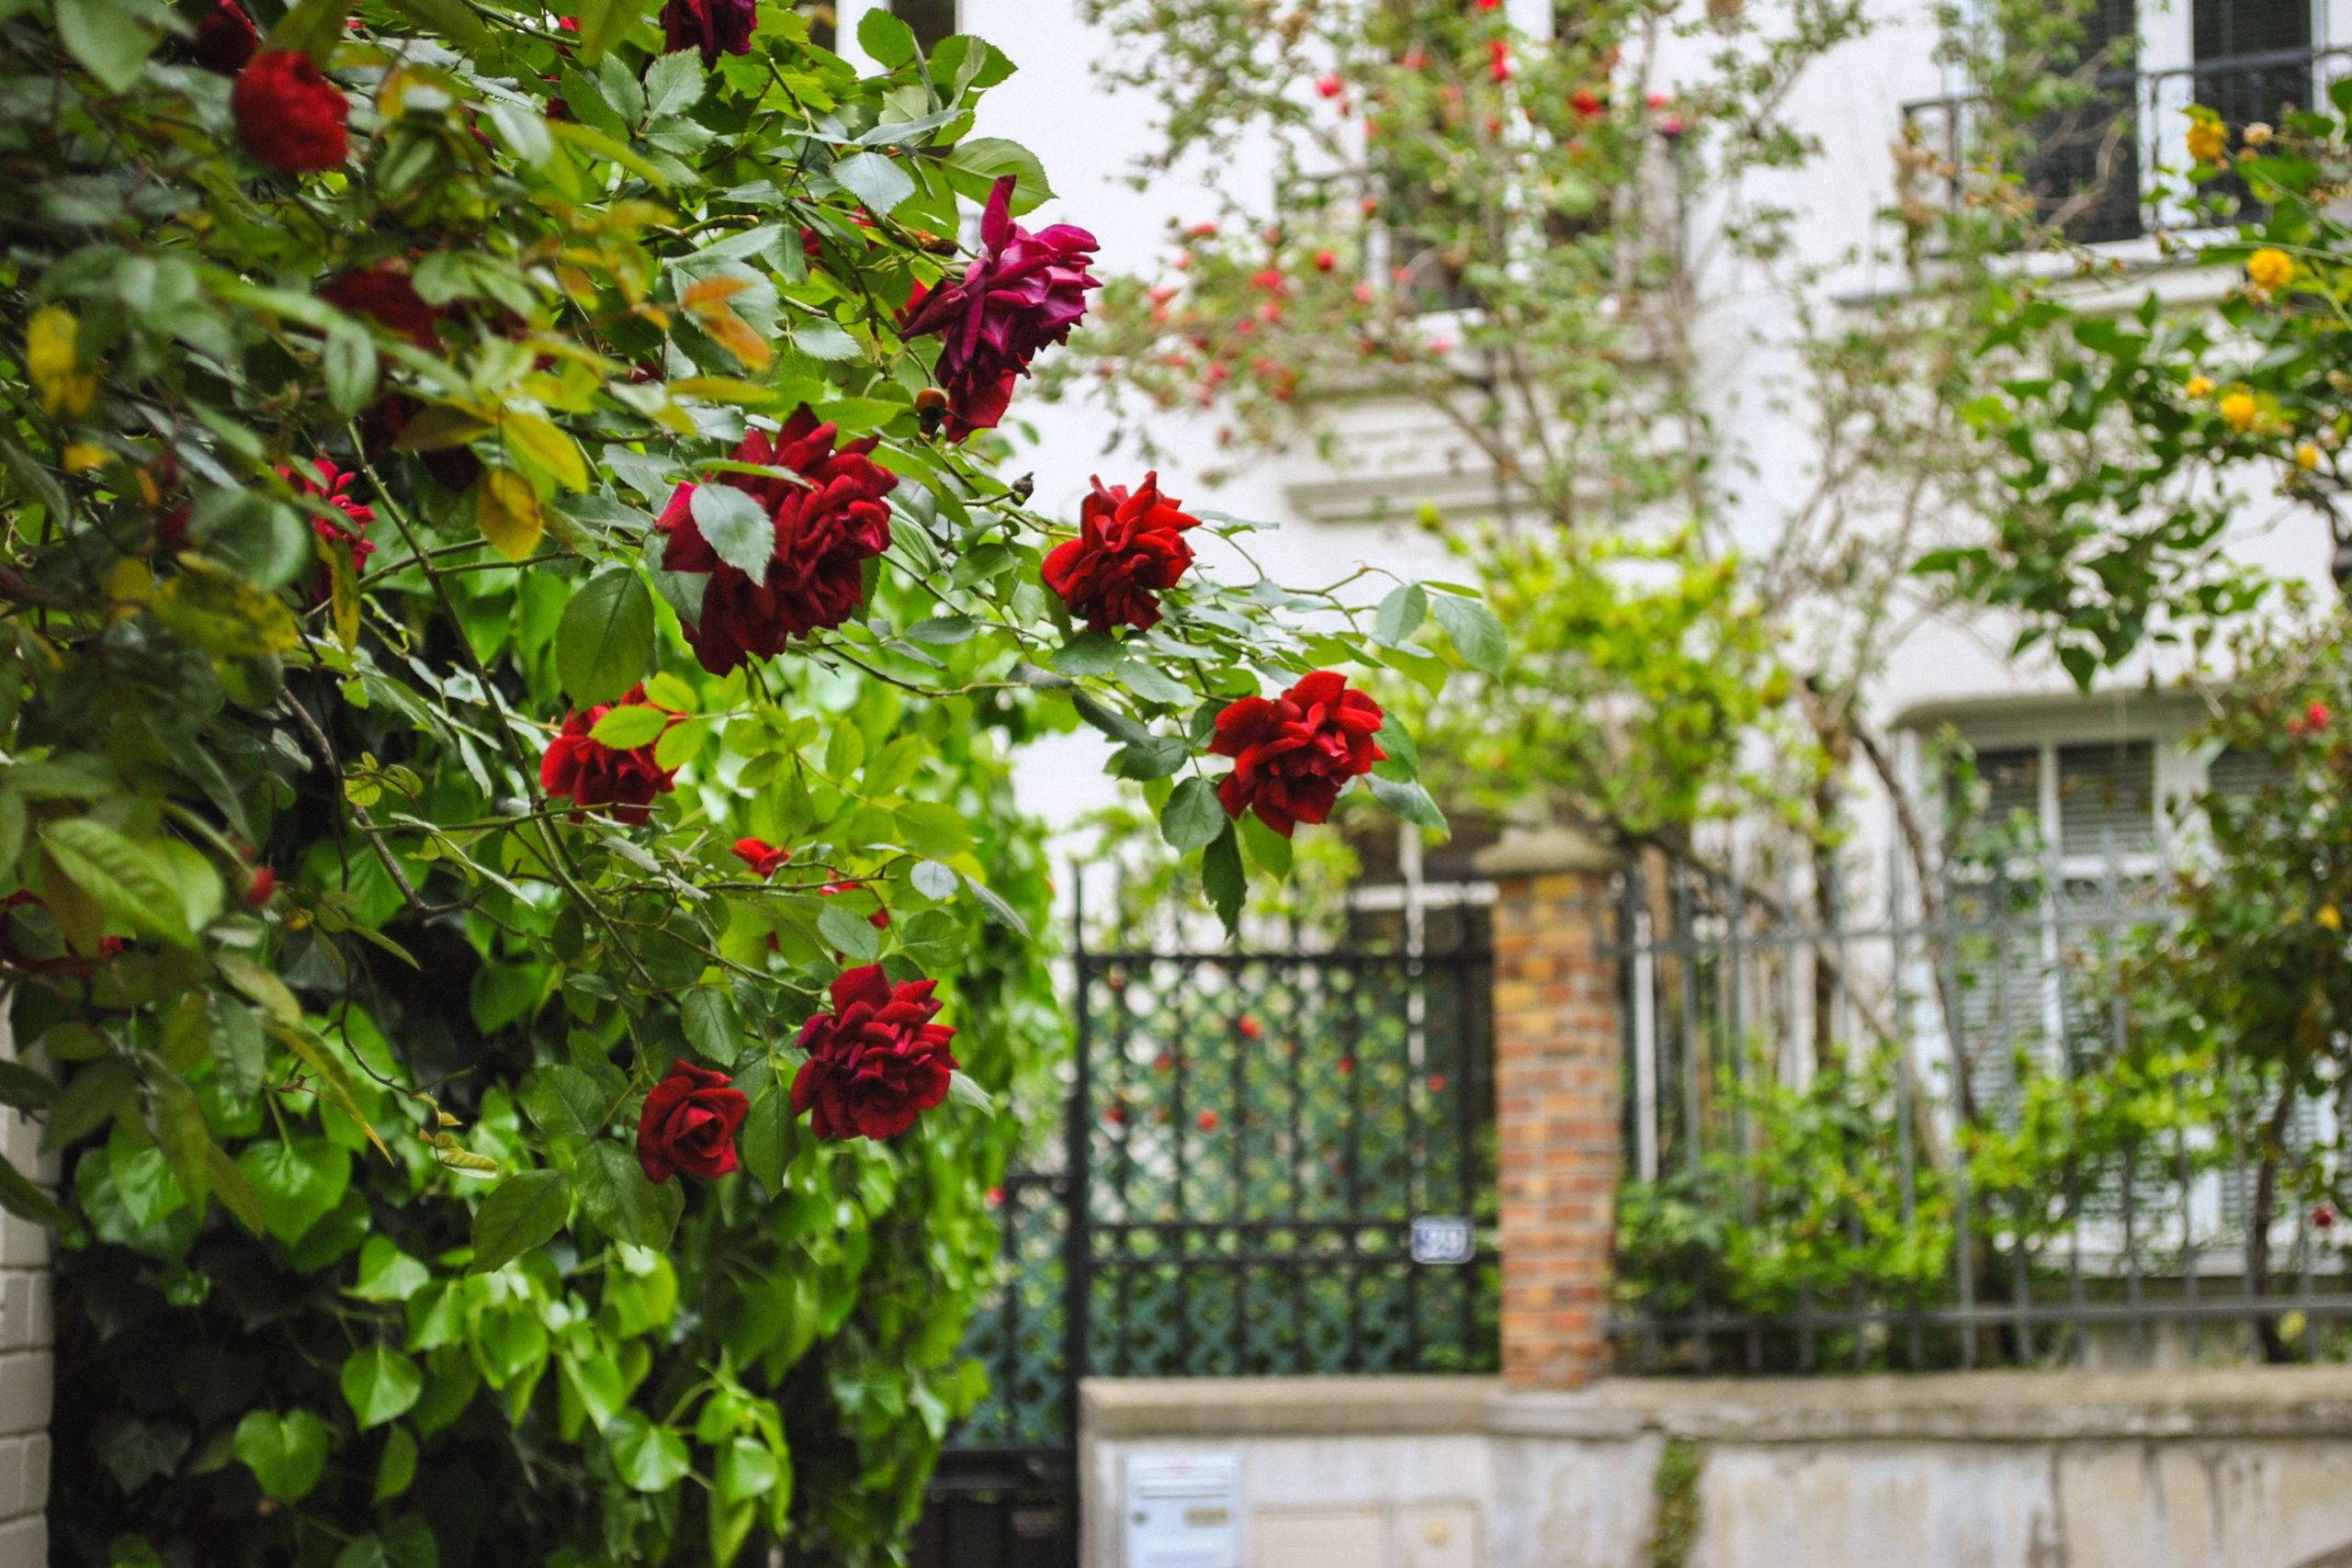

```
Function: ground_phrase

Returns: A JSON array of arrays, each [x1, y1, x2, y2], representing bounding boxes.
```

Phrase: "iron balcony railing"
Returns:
[[1901, 45, 2352, 243]]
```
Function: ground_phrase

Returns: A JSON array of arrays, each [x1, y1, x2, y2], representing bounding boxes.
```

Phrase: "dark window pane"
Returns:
[[2056, 740, 2154, 857], [890, 0, 956, 50], [2023, 0, 2142, 242], [801, 3, 834, 51]]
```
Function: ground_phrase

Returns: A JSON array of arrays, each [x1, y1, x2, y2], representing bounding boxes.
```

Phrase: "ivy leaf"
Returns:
[[832, 152, 917, 216], [605, 1410, 690, 1493], [373, 1426, 419, 1503], [1375, 583, 1428, 647], [556, 566, 655, 705], [236, 1138, 352, 1244], [233, 1408, 331, 1504], [690, 485, 775, 579], [350, 1236, 431, 1303], [477, 468, 545, 563], [714, 1436, 780, 1504], [1202, 821, 1246, 932], [341, 1346, 424, 1430], [469, 1168, 570, 1273], [1428, 592, 1506, 673], [574, 1140, 684, 1249], [1159, 776, 1225, 852]]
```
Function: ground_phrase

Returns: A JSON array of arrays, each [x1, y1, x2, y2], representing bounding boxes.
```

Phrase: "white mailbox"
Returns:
[[1123, 1454, 1242, 1568]]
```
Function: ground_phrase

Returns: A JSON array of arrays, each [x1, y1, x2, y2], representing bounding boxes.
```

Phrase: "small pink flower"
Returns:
[[1314, 249, 1338, 272], [1316, 72, 1344, 98]]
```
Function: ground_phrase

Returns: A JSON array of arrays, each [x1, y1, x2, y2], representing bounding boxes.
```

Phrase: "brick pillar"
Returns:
[[1475, 827, 1623, 1392]]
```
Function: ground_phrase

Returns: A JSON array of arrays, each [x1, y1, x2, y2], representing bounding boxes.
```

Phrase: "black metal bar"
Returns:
[[1066, 874, 1093, 1411]]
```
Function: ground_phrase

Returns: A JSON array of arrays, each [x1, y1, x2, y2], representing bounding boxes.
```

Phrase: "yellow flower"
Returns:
[[2245, 121, 2275, 148], [2220, 390, 2259, 431], [2299, 442, 2322, 470], [2185, 374, 2215, 398], [26, 306, 96, 420], [2187, 116, 2229, 164], [2320, 904, 2343, 932], [2247, 247, 2296, 291]]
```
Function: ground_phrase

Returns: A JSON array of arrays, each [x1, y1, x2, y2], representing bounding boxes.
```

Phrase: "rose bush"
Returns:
[[0, 0, 1476, 1562]]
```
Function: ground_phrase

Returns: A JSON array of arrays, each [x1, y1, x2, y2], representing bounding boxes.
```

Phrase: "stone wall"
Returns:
[[1082, 1369, 2352, 1568]]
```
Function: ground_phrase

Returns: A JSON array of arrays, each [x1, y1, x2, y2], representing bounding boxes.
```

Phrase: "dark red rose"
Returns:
[[899, 175, 1100, 438], [635, 1060, 750, 1183], [790, 964, 959, 1141], [245, 866, 277, 905], [2318, 1203, 2338, 1231], [660, 0, 754, 65], [655, 407, 896, 674], [1041, 472, 1200, 634], [189, 0, 258, 74], [321, 261, 443, 353], [539, 683, 679, 825], [232, 50, 349, 175], [1210, 670, 1387, 837], [731, 838, 790, 877]]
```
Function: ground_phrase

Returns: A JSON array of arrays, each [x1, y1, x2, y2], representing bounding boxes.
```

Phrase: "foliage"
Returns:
[[0, 0, 1463, 1562]]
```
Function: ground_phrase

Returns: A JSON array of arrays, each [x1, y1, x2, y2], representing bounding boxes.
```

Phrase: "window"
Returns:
[[2023, 0, 2143, 243], [888, 0, 956, 51], [2194, 0, 2315, 219], [798, 2, 834, 51]]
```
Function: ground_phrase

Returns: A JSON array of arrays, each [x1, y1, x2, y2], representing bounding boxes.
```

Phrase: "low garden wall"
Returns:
[[1080, 1368, 2352, 1568]]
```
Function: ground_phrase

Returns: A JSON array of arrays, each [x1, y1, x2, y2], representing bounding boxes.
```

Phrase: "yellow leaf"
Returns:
[[392, 403, 493, 453], [477, 468, 545, 563], [499, 412, 590, 491], [667, 377, 784, 406], [107, 558, 153, 606], [687, 298, 774, 373], [324, 536, 362, 653], [26, 307, 96, 420], [681, 276, 753, 308], [153, 558, 301, 658]]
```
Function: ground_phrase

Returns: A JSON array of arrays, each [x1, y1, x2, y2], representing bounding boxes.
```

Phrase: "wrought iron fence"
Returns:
[[1900, 46, 2352, 244], [1608, 836, 2352, 1374]]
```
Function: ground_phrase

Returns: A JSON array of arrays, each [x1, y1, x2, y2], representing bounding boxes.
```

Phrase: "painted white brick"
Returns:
[[0, 1509, 47, 1565], [0, 1437, 28, 1517], [18, 1434, 47, 1523], [0, 1355, 51, 1439], [0, 1222, 45, 1275], [20, 1275, 47, 1353]]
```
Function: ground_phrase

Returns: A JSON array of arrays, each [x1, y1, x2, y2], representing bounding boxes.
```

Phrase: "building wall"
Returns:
[[1083, 1370, 2352, 1568], [0, 1023, 52, 1566]]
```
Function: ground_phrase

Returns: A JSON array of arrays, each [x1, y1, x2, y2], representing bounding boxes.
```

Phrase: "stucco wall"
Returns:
[[1083, 1369, 2352, 1568]]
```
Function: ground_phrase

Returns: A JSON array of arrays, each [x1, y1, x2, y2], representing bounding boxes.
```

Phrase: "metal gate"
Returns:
[[915, 924, 1497, 1565]]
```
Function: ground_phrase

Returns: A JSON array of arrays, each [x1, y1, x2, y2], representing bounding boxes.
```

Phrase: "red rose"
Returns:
[[656, 408, 897, 674], [190, 0, 258, 74], [1316, 73, 1343, 98], [2309, 701, 2333, 733], [1040, 472, 1201, 635], [790, 964, 959, 1141], [245, 866, 277, 905], [731, 838, 790, 877], [1211, 670, 1387, 837], [1570, 88, 1605, 118], [232, 51, 349, 175], [660, 0, 754, 66], [899, 176, 1100, 438], [2318, 1203, 2338, 1231], [321, 261, 443, 353], [539, 684, 679, 825], [635, 1060, 750, 1183]]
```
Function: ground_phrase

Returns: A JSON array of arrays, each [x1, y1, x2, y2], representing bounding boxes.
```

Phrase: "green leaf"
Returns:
[[342, 1346, 424, 1430], [1368, 773, 1448, 831], [1428, 592, 1506, 674], [557, 566, 656, 705], [817, 901, 882, 964], [736, 1055, 797, 1193], [715, 1436, 780, 1503], [41, 818, 194, 947], [469, 1168, 570, 1273], [605, 1410, 691, 1493], [267, 0, 345, 61], [1111, 736, 1188, 781], [233, 1408, 331, 1504], [689, 485, 775, 580], [0, 1156, 60, 1228], [520, 1064, 608, 1140], [323, 328, 379, 418], [832, 152, 917, 216], [573, 1140, 684, 1249], [378, 0, 492, 47], [1239, 811, 1293, 878], [680, 986, 741, 1066], [237, 1137, 352, 1244], [910, 859, 958, 899], [944, 138, 1055, 212], [1374, 583, 1428, 647], [588, 703, 668, 750], [643, 49, 706, 117], [54, 0, 157, 94], [41, 1055, 135, 1155], [350, 1236, 432, 1303], [856, 6, 918, 66], [373, 1426, 419, 1503], [1159, 776, 1225, 852], [1202, 822, 1245, 932], [962, 874, 1032, 940]]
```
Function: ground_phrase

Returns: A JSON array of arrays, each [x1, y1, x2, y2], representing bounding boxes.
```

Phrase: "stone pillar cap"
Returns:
[[1473, 824, 1623, 877]]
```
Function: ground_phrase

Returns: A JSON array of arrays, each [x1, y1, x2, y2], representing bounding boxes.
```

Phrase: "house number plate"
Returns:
[[1409, 1216, 1476, 1265]]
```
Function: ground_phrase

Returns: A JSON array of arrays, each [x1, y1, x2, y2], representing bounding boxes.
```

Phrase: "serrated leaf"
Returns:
[[910, 860, 958, 899], [589, 704, 669, 750], [556, 566, 655, 705], [323, 328, 379, 418], [153, 559, 300, 660], [1202, 822, 1245, 932], [1427, 592, 1505, 674], [737, 1055, 797, 1193], [501, 413, 590, 492], [477, 468, 545, 563], [0, 1060, 57, 1112], [644, 49, 706, 116], [856, 6, 917, 65], [963, 874, 1032, 940], [689, 484, 775, 579], [1159, 776, 1225, 852], [832, 152, 917, 216], [1375, 582, 1428, 647], [680, 986, 741, 1066], [55, 0, 158, 94], [41, 818, 195, 947], [573, 1140, 683, 1248], [817, 901, 882, 963], [469, 1168, 570, 1273], [945, 1070, 993, 1113], [520, 1064, 608, 1140], [342, 1346, 424, 1430], [1369, 773, 1449, 830]]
